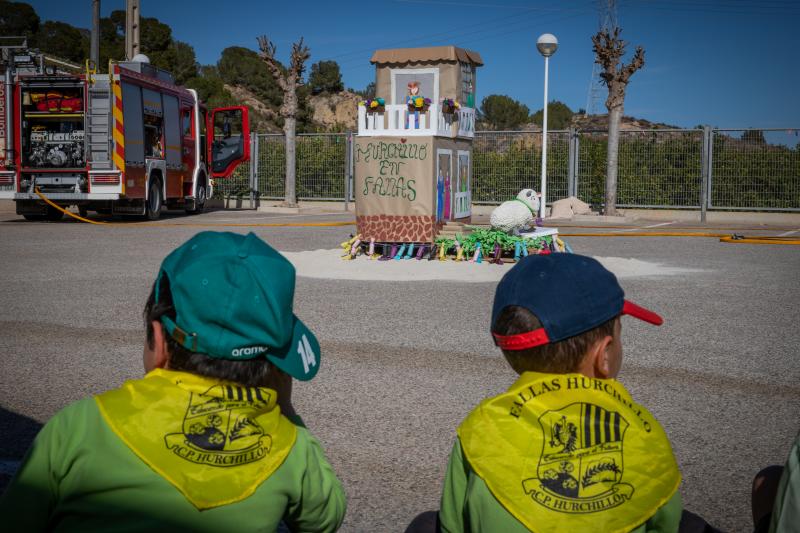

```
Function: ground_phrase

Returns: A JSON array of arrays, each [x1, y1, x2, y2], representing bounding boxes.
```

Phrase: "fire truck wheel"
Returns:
[[23, 214, 47, 221], [45, 206, 65, 221], [186, 178, 207, 214], [145, 178, 163, 221], [78, 206, 89, 218]]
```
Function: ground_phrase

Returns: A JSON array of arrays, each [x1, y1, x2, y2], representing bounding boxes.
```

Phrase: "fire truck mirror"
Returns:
[[212, 109, 245, 174]]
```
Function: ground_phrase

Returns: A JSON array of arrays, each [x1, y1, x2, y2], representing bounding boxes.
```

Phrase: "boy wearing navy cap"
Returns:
[[438, 253, 682, 532], [0, 232, 346, 532]]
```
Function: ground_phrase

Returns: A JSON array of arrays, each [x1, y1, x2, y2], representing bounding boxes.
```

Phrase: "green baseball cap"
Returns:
[[154, 231, 320, 381]]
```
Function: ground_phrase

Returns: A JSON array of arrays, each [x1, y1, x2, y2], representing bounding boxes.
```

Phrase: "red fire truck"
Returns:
[[0, 54, 249, 220]]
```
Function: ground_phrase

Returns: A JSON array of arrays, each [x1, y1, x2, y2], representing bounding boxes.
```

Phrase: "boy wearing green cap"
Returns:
[[0, 232, 346, 532]]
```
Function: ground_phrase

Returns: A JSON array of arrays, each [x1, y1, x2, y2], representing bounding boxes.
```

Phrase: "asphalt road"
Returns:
[[0, 206, 798, 532]]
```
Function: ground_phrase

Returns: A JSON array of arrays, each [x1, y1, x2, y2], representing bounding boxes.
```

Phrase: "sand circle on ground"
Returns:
[[279, 249, 702, 282]]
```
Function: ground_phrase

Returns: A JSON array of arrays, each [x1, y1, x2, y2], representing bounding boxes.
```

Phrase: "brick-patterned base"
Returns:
[[357, 215, 440, 242]]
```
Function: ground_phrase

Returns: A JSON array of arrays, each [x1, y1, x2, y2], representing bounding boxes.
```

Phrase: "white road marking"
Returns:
[[203, 212, 350, 223], [643, 221, 676, 228], [616, 221, 676, 233], [777, 229, 800, 237]]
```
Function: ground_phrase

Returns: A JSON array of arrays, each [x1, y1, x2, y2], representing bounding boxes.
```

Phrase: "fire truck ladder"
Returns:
[[87, 76, 113, 170]]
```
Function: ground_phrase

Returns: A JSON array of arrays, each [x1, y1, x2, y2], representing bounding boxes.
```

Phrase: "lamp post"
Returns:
[[536, 33, 558, 219]]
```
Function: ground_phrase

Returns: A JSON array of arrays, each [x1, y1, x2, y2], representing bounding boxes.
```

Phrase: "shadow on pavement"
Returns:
[[0, 407, 43, 492]]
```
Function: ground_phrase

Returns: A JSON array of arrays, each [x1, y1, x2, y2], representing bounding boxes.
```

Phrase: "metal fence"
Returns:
[[214, 128, 800, 212], [214, 133, 349, 202]]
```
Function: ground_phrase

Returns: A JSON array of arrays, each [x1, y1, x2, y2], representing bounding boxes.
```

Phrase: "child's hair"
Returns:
[[493, 306, 617, 374], [143, 274, 275, 388]]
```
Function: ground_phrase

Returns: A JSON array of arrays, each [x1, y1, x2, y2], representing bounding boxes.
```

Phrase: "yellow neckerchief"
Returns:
[[458, 372, 680, 533], [95, 368, 297, 510]]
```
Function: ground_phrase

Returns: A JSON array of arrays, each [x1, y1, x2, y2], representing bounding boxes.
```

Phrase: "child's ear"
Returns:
[[151, 320, 170, 369], [586, 334, 615, 379]]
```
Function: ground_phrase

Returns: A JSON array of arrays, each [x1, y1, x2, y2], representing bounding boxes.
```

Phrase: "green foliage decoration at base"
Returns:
[[435, 229, 551, 256]]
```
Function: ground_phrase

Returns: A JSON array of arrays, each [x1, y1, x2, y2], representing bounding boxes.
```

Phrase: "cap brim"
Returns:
[[266, 316, 321, 381], [622, 300, 663, 326]]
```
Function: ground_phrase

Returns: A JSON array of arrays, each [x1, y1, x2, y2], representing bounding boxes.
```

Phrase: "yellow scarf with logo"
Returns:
[[458, 372, 680, 533], [95, 368, 297, 510]]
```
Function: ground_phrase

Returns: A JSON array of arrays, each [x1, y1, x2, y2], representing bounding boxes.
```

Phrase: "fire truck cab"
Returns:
[[0, 54, 249, 220]]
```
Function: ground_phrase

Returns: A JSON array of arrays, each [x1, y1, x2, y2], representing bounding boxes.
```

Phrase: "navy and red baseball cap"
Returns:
[[491, 254, 663, 350]]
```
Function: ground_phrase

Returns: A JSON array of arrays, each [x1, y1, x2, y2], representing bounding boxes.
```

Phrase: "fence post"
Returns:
[[700, 126, 711, 222], [344, 132, 352, 211], [350, 132, 355, 202], [252, 133, 260, 208], [568, 128, 579, 198], [248, 132, 257, 209], [574, 131, 581, 198]]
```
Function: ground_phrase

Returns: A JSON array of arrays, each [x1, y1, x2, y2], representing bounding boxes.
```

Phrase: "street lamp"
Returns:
[[536, 33, 558, 219]]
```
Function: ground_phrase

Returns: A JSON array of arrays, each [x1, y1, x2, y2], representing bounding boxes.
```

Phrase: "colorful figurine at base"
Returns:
[[350, 238, 362, 259], [340, 234, 359, 259], [473, 243, 482, 263], [492, 243, 503, 264], [379, 243, 396, 261], [455, 242, 465, 262]]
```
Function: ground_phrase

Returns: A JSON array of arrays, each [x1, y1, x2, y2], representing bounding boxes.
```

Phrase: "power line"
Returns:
[[336, 0, 594, 74], [323, 2, 589, 65], [621, 0, 800, 15]]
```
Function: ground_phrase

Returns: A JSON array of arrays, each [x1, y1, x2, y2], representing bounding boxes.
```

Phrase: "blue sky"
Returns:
[[29, 0, 800, 132]]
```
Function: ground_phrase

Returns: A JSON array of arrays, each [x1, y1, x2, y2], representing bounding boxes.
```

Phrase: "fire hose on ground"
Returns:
[[33, 188, 354, 229], [33, 189, 800, 245]]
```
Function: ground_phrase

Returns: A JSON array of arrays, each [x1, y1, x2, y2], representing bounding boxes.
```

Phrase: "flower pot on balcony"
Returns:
[[367, 105, 385, 114], [441, 104, 460, 116]]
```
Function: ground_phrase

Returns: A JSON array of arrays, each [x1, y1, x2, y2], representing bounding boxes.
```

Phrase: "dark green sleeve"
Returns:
[[439, 439, 470, 533], [283, 428, 347, 533], [0, 402, 81, 531]]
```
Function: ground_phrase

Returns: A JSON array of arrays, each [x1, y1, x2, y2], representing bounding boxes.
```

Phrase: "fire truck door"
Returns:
[[207, 106, 249, 178], [162, 94, 182, 197]]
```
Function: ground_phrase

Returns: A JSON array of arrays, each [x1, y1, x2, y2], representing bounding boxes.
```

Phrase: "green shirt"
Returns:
[[770, 431, 800, 533], [0, 397, 346, 532], [440, 439, 683, 533]]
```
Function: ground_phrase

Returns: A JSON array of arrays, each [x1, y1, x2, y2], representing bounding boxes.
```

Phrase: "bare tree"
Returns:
[[592, 28, 644, 216], [257, 35, 310, 207]]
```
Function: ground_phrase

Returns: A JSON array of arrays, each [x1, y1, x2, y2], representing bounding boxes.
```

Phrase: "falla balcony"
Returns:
[[358, 104, 475, 139]]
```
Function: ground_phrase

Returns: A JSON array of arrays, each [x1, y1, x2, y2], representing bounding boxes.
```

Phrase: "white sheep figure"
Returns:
[[489, 189, 541, 234]]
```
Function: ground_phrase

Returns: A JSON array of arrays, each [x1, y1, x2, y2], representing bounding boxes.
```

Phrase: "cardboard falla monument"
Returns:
[[355, 46, 483, 243]]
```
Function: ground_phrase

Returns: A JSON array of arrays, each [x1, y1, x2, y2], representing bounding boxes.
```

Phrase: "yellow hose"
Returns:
[[560, 231, 800, 245], [34, 189, 355, 228], [36, 188, 109, 225], [30, 190, 800, 243]]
